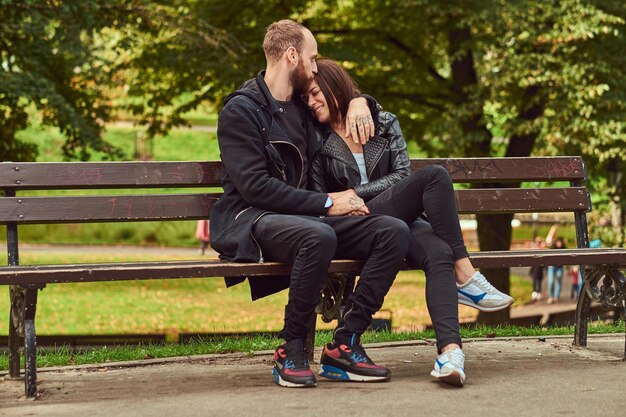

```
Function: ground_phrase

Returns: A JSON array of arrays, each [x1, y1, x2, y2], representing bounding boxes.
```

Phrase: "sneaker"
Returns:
[[319, 337, 391, 382], [430, 348, 466, 387], [272, 339, 317, 388], [457, 271, 514, 312]]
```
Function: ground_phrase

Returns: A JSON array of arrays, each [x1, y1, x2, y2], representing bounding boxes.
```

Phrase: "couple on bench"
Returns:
[[210, 19, 512, 388]]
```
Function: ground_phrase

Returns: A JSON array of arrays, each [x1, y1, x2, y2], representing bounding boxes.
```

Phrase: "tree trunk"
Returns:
[[474, 86, 545, 324], [448, 26, 547, 324], [475, 213, 514, 324]]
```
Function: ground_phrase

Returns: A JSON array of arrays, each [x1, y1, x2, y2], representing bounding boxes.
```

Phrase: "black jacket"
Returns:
[[210, 72, 328, 298], [210, 72, 378, 299], [309, 111, 410, 200]]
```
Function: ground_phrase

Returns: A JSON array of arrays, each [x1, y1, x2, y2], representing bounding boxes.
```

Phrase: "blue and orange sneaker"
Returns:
[[319, 336, 391, 382], [272, 339, 317, 388]]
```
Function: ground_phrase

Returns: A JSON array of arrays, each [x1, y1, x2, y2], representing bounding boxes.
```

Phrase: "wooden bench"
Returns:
[[1, 156, 625, 398]]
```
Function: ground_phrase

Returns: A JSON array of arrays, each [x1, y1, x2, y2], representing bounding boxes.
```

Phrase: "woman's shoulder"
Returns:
[[375, 110, 400, 135], [376, 110, 398, 123]]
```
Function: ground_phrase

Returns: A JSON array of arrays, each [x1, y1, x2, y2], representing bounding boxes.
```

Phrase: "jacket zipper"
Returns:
[[250, 212, 271, 263], [234, 206, 252, 221], [273, 162, 287, 181], [268, 140, 305, 188], [366, 141, 387, 179], [322, 134, 360, 175]]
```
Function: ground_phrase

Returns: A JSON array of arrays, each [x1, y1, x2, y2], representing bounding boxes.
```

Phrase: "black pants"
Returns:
[[253, 214, 409, 344], [531, 266, 544, 293], [367, 166, 466, 349]]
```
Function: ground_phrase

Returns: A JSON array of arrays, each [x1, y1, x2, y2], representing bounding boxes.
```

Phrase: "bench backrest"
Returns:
[[0, 157, 588, 225]]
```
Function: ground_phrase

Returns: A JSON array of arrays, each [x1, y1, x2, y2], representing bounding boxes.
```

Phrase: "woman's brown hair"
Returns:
[[314, 58, 361, 127]]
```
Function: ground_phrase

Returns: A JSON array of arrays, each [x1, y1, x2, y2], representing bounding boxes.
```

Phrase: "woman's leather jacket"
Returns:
[[309, 111, 410, 201]]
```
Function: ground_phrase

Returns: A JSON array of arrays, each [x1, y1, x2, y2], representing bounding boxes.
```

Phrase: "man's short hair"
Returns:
[[263, 19, 307, 63]]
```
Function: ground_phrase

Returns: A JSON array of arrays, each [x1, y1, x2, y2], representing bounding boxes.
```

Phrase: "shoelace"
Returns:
[[472, 272, 497, 294], [285, 342, 309, 369], [350, 344, 372, 364]]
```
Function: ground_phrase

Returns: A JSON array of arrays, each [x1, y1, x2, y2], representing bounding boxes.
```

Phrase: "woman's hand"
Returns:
[[345, 97, 375, 145], [327, 190, 369, 216]]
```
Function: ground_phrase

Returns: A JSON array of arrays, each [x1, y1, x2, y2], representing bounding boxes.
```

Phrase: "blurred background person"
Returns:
[[546, 236, 566, 304], [195, 219, 210, 255]]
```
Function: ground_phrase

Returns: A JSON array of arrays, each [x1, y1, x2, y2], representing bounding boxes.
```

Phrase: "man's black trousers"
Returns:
[[252, 214, 409, 343]]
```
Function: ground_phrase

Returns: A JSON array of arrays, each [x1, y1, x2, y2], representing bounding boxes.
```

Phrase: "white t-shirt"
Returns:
[[353, 153, 369, 185]]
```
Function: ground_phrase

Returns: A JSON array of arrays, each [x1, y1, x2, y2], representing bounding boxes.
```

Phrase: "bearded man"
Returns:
[[210, 19, 409, 388]]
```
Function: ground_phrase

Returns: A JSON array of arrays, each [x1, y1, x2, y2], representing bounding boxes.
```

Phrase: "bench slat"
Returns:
[[411, 156, 585, 183], [0, 162, 222, 189], [2, 249, 624, 285], [0, 188, 588, 223], [469, 248, 626, 268], [0, 194, 218, 223], [1, 157, 585, 190], [455, 187, 589, 213]]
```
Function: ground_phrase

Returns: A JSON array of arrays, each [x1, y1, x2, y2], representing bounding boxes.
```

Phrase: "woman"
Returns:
[[306, 58, 513, 387], [547, 237, 566, 303], [529, 236, 547, 301]]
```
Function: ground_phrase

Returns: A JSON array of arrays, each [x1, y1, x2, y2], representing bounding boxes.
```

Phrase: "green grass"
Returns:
[[1, 322, 623, 371], [0, 251, 533, 336], [16, 123, 220, 162]]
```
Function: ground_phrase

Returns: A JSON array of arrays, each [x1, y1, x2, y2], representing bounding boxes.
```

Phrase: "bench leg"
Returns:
[[574, 265, 626, 360], [574, 280, 591, 348], [8, 286, 25, 379], [24, 287, 39, 399]]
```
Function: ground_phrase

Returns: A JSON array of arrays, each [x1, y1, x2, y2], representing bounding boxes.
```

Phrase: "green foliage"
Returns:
[[4, 1, 624, 172], [0, 0, 131, 160], [0, 0, 237, 160], [295, 1, 626, 170]]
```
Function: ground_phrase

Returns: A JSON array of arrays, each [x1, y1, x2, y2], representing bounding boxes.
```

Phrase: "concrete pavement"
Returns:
[[1, 335, 624, 416]]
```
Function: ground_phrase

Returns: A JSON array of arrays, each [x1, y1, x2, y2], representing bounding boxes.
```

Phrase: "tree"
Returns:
[[0, 0, 244, 161], [294, 0, 625, 323], [1, 1, 124, 161], [3, 1, 624, 323]]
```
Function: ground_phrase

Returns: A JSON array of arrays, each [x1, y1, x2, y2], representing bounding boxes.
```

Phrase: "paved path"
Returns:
[[1, 335, 624, 416]]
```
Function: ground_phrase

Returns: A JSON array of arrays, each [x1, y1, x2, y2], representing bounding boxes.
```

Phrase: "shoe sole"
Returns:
[[272, 367, 317, 388], [458, 297, 513, 312], [430, 369, 465, 387], [319, 364, 390, 382]]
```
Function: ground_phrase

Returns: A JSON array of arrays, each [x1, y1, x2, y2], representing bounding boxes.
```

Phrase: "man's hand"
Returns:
[[327, 190, 369, 216], [345, 97, 375, 145]]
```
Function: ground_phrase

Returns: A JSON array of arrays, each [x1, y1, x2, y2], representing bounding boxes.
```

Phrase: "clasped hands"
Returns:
[[327, 190, 369, 217]]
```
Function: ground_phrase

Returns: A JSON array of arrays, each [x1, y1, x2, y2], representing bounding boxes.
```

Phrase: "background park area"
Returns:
[[1, 1, 626, 368]]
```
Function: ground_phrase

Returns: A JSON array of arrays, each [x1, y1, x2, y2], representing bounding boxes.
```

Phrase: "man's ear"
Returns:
[[285, 46, 298, 66]]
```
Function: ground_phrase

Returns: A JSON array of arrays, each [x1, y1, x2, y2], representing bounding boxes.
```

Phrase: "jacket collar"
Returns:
[[321, 130, 389, 177], [255, 71, 285, 116], [223, 71, 287, 116]]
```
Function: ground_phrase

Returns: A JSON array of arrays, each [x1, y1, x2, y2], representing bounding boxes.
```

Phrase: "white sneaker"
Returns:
[[430, 348, 466, 387], [457, 271, 514, 312]]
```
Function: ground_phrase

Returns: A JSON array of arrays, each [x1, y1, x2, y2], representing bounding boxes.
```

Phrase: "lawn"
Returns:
[[2, 322, 623, 371], [0, 252, 533, 336]]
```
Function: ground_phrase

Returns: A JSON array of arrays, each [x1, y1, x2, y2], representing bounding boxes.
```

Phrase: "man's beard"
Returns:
[[290, 60, 312, 95]]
